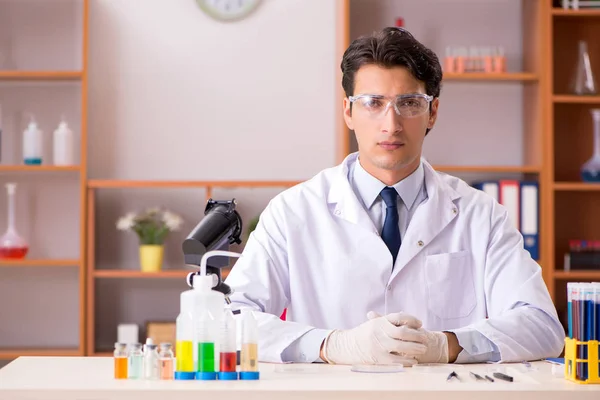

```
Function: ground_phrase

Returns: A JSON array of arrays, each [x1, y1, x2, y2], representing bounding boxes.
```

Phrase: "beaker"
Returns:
[[571, 40, 597, 95]]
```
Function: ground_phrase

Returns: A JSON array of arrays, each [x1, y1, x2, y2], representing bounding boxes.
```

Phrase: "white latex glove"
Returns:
[[368, 312, 449, 364], [322, 311, 428, 366]]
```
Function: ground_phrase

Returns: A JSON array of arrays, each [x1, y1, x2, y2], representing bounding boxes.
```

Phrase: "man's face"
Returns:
[[343, 64, 439, 174]]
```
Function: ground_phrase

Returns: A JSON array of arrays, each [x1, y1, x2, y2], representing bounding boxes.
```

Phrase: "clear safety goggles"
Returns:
[[348, 93, 434, 119]]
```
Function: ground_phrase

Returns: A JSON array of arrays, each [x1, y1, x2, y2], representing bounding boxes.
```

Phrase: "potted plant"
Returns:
[[116, 207, 183, 272]]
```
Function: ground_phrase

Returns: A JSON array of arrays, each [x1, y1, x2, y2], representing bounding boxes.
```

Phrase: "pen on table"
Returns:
[[484, 375, 495, 382], [446, 371, 460, 381], [469, 371, 485, 381], [493, 372, 514, 382]]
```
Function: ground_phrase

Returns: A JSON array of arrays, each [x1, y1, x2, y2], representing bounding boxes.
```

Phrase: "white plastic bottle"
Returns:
[[53, 118, 74, 166], [23, 115, 43, 165], [192, 274, 225, 377]]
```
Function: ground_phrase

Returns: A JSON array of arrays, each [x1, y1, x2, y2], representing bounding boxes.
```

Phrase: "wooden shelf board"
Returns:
[[433, 165, 541, 173], [94, 268, 231, 279], [0, 165, 80, 172], [92, 351, 113, 357], [443, 72, 538, 81], [93, 269, 194, 278], [88, 180, 301, 189], [553, 95, 600, 104], [554, 270, 600, 280], [554, 182, 600, 191], [552, 9, 600, 17], [0, 259, 80, 267], [0, 71, 83, 81], [0, 348, 81, 359]]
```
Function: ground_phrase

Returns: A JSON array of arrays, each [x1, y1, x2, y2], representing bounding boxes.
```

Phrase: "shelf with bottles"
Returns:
[[554, 105, 600, 183], [552, 16, 600, 96]]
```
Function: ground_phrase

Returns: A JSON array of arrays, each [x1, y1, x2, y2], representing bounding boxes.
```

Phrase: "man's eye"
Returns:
[[362, 99, 383, 109]]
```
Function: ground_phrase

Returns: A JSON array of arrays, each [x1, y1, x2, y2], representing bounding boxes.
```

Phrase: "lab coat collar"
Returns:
[[328, 152, 462, 273]]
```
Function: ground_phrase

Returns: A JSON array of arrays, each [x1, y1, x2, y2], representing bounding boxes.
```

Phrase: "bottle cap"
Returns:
[[239, 371, 260, 380], [218, 371, 239, 380], [196, 371, 217, 380], [174, 371, 196, 380], [193, 274, 213, 291]]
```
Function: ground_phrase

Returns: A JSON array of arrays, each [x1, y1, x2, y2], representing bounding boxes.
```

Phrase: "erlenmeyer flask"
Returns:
[[571, 40, 597, 95], [0, 183, 28, 259], [581, 109, 600, 183]]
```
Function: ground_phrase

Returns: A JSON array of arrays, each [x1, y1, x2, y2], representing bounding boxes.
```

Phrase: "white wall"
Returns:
[[88, 0, 339, 180]]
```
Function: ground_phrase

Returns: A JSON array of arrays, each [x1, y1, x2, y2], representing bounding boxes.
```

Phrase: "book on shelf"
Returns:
[[472, 180, 539, 261]]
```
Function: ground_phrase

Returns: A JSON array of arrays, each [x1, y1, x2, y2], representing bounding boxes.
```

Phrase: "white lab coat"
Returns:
[[225, 153, 565, 363]]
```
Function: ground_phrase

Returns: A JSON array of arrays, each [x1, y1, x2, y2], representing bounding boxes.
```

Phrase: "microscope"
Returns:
[[182, 198, 243, 303]]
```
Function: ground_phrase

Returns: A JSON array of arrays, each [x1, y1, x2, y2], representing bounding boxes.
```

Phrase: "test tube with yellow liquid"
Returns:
[[175, 288, 195, 380], [239, 308, 260, 380]]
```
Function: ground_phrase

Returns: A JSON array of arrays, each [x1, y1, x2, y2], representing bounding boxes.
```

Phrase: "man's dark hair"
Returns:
[[341, 27, 443, 101]]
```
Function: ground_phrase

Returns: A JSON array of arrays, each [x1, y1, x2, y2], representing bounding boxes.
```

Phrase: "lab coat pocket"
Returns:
[[425, 250, 476, 320]]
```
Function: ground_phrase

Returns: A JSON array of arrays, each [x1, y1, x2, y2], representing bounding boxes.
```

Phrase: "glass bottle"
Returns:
[[143, 343, 160, 380], [239, 308, 259, 380], [581, 108, 600, 182], [0, 183, 28, 259], [127, 343, 143, 379], [571, 40, 597, 95], [113, 342, 128, 379], [158, 343, 174, 380]]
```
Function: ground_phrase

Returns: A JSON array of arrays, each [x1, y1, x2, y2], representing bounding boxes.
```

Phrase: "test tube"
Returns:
[[144, 343, 160, 380], [568, 282, 574, 339], [113, 342, 128, 379], [196, 310, 217, 380], [239, 308, 260, 380], [219, 307, 238, 380], [127, 343, 143, 379], [175, 305, 195, 380], [159, 343, 174, 380]]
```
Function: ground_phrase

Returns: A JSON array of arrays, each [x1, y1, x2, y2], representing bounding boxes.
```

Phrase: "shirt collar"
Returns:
[[353, 157, 425, 210]]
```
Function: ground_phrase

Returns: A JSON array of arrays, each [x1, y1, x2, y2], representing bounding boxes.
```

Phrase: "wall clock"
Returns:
[[196, 0, 262, 22]]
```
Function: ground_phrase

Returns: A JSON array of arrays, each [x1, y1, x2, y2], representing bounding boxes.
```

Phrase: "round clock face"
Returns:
[[196, 0, 262, 21]]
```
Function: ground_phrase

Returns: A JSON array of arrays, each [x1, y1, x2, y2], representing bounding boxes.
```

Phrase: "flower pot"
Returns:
[[139, 244, 164, 273]]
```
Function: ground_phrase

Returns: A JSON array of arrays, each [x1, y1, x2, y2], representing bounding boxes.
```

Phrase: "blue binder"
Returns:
[[520, 181, 539, 260]]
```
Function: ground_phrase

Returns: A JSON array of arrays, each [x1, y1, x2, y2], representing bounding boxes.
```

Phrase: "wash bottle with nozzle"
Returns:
[[192, 250, 242, 378]]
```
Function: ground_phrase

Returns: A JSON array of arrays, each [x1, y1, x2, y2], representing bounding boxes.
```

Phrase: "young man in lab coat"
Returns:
[[225, 27, 565, 365]]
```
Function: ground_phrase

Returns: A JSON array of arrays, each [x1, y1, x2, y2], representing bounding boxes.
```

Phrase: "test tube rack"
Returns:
[[564, 337, 600, 384]]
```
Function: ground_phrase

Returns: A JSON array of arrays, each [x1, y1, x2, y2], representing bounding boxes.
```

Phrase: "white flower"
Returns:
[[162, 210, 183, 231], [116, 212, 136, 231]]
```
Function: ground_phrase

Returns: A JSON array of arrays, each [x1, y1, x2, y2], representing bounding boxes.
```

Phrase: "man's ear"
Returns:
[[427, 97, 439, 130], [343, 97, 354, 131]]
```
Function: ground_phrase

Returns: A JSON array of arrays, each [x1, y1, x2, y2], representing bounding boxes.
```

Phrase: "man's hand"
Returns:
[[320, 312, 428, 366], [369, 312, 460, 364]]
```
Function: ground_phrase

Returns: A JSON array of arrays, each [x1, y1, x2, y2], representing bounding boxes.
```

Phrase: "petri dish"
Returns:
[[351, 364, 405, 373]]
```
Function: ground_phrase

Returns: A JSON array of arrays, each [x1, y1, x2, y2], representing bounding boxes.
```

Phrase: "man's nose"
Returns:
[[381, 102, 403, 133]]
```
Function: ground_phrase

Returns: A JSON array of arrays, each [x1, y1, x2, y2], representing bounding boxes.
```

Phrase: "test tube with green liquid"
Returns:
[[196, 310, 217, 380]]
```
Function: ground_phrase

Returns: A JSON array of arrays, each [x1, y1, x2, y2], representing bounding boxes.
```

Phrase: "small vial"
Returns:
[[127, 343, 143, 379], [159, 343, 174, 380], [113, 342, 128, 379], [196, 310, 217, 380], [143, 343, 160, 380], [218, 307, 238, 380], [240, 309, 260, 380]]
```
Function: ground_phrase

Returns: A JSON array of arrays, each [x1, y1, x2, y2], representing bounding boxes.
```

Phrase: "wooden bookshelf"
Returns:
[[443, 72, 538, 81], [0, 0, 89, 360], [87, 180, 301, 189], [554, 182, 600, 191], [0, 348, 80, 359], [553, 95, 600, 103], [0, 71, 83, 81], [433, 165, 542, 173], [554, 270, 600, 280], [552, 8, 600, 17], [0, 166, 81, 173], [0, 259, 80, 267], [93, 269, 193, 279]]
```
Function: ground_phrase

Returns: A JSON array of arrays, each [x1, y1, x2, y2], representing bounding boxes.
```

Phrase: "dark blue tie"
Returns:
[[380, 187, 401, 265]]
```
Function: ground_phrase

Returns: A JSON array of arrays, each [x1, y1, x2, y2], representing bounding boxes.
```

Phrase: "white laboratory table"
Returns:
[[0, 357, 599, 400]]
